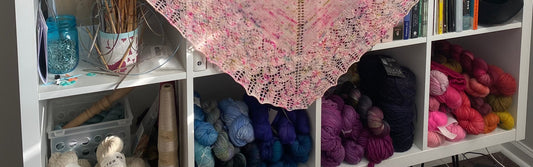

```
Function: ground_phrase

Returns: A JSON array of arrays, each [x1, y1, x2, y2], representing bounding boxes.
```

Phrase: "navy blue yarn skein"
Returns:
[[272, 109, 297, 144], [244, 95, 274, 141], [358, 55, 417, 152]]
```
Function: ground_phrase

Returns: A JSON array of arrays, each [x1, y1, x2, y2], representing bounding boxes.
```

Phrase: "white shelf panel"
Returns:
[[193, 63, 224, 78], [429, 21, 522, 41], [38, 57, 185, 100], [371, 37, 427, 51], [340, 128, 516, 167]]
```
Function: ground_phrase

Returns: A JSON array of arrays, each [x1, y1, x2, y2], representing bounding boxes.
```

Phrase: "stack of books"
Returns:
[[434, 0, 478, 35], [382, 0, 427, 43]]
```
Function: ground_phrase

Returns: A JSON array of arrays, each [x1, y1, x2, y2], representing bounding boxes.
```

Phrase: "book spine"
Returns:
[[393, 20, 404, 40], [438, 0, 444, 34], [463, 0, 472, 30], [404, 11, 411, 39], [411, 2, 420, 38], [449, 0, 455, 32], [443, 0, 448, 33], [422, 0, 428, 37], [473, 0, 479, 30], [456, 0, 463, 32]]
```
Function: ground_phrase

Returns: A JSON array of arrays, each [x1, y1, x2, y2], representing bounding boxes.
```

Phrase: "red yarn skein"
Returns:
[[460, 51, 475, 73], [472, 58, 492, 86], [453, 92, 485, 135]]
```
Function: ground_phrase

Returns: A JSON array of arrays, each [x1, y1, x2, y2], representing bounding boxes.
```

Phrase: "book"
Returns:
[[463, 0, 472, 30], [448, 0, 456, 32], [422, 0, 428, 37], [393, 20, 404, 40], [456, 0, 463, 32], [438, 0, 444, 34], [443, 0, 448, 33], [403, 11, 411, 39], [411, 2, 420, 38], [473, 0, 479, 30]]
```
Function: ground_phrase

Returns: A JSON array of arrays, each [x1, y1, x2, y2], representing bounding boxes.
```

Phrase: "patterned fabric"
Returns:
[[146, 0, 418, 110]]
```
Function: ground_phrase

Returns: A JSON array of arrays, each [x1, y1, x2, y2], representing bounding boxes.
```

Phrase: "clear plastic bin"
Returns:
[[47, 92, 132, 163]]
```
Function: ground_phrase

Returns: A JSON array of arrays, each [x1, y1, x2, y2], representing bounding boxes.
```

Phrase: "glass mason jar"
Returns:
[[47, 15, 79, 74]]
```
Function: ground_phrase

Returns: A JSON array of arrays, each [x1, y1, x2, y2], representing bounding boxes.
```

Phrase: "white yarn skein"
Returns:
[[48, 152, 81, 167], [77, 159, 91, 167], [96, 136, 126, 167], [126, 157, 147, 167]]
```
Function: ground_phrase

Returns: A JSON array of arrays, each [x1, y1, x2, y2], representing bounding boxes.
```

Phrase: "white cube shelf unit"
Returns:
[[14, 0, 532, 166]]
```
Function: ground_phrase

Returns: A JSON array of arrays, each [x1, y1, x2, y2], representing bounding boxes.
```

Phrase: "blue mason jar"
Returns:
[[47, 15, 79, 74]]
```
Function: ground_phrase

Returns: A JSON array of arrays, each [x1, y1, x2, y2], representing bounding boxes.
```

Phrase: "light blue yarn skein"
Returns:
[[195, 140, 215, 167], [194, 120, 218, 146]]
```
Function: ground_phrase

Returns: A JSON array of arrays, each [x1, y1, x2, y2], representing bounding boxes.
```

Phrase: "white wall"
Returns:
[[0, 0, 23, 166]]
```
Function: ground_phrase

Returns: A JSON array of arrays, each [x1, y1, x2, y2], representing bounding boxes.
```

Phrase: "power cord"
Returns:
[[486, 148, 505, 167]]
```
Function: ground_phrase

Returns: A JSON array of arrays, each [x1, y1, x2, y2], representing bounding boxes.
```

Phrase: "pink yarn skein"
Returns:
[[430, 70, 449, 96], [428, 111, 448, 131], [435, 86, 462, 109]]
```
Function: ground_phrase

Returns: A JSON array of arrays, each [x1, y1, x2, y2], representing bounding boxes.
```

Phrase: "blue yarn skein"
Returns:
[[272, 109, 296, 144], [228, 115, 255, 147], [289, 135, 312, 163], [271, 139, 283, 162], [244, 95, 274, 141], [195, 140, 215, 167], [242, 143, 262, 167], [292, 110, 311, 135], [202, 100, 221, 124], [219, 98, 255, 147], [235, 100, 250, 117], [195, 105, 205, 121], [258, 138, 283, 162], [194, 120, 218, 146]]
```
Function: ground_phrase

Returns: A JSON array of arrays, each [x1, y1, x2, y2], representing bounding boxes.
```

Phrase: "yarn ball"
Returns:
[[292, 109, 311, 134], [365, 135, 394, 167], [429, 97, 440, 112], [379, 102, 416, 152], [194, 120, 219, 146], [367, 107, 390, 137], [195, 105, 206, 121], [442, 59, 463, 73], [202, 100, 221, 124], [321, 99, 344, 167], [272, 109, 297, 144], [453, 92, 485, 135], [445, 123, 466, 142], [430, 70, 449, 96], [469, 97, 492, 116], [242, 143, 262, 167], [484, 112, 500, 134], [467, 77, 490, 97], [342, 105, 363, 139], [486, 94, 513, 112], [460, 50, 475, 73], [492, 73, 517, 96], [228, 115, 255, 147], [357, 95, 373, 124], [290, 135, 312, 163], [427, 131, 445, 147], [96, 136, 123, 163], [435, 86, 462, 109], [488, 65, 505, 85], [449, 44, 464, 61], [343, 139, 365, 164], [245, 95, 273, 141], [195, 141, 215, 167], [472, 58, 492, 86], [78, 159, 91, 167], [495, 111, 515, 130], [212, 131, 235, 161], [428, 111, 448, 131], [48, 152, 79, 167]]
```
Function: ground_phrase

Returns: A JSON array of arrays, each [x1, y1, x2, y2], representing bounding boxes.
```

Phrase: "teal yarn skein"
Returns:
[[195, 141, 215, 167]]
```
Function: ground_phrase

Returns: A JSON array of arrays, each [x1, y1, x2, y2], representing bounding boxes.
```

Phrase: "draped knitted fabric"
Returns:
[[146, 0, 419, 109]]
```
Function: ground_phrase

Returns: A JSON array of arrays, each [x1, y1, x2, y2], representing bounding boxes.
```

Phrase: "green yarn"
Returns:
[[442, 59, 463, 73], [213, 132, 236, 161], [486, 94, 512, 112]]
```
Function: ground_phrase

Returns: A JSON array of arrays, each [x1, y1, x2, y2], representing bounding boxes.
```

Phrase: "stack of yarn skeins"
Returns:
[[428, 41, 517, 147]]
